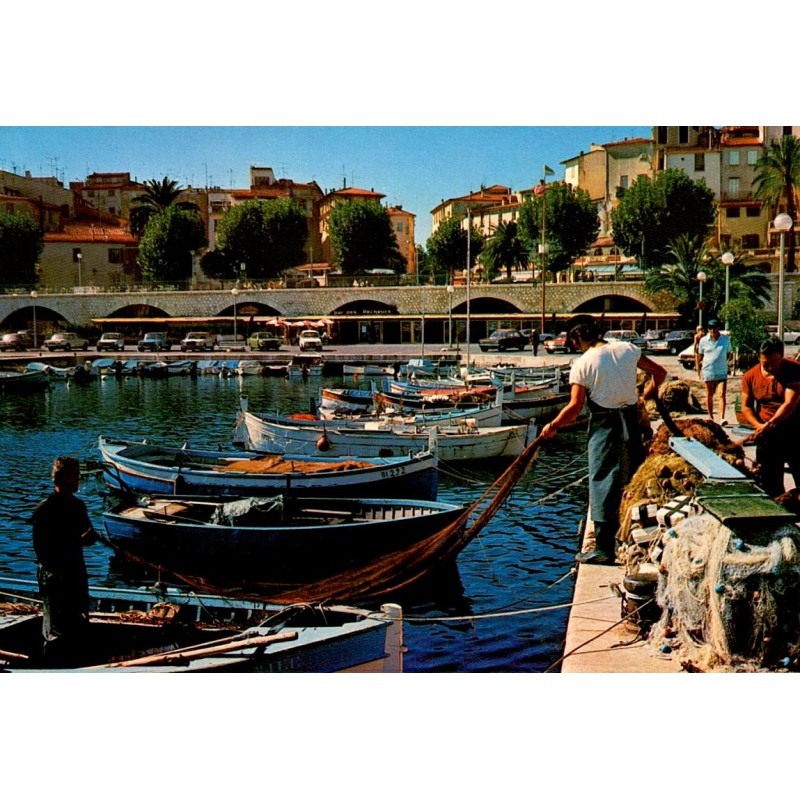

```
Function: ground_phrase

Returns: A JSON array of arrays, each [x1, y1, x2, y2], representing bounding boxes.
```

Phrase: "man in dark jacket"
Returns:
[[31, 456, 98, 664]]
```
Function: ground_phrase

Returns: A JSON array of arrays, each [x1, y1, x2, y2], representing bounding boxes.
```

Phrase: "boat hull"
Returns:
[[102, 495, 465, 585], [239, 410, 535, 460], [98, 437, 439, 500]]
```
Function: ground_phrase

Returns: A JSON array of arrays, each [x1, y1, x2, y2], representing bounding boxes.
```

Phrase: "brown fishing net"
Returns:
[[214, 455, 377, 474]]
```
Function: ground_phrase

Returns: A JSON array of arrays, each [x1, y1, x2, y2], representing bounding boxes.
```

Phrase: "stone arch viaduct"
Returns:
[[1, 282, 678, 332]]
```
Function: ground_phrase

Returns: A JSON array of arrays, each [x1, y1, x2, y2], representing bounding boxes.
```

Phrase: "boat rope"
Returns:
[[542, 596, 657, 673], [397, 591, 611, 625]]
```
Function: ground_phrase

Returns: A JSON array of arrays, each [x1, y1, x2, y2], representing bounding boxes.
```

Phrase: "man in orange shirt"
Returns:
[[740, 337, 800, 497]]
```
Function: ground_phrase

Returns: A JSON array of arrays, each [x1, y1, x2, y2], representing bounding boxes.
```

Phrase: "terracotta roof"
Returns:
[[44, 223, 137, 244], [387, 206, 415, 217], [601, 137, 653, 148], [328, 187, 385, 199]]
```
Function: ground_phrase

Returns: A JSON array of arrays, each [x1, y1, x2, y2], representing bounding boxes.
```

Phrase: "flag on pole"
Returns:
[[543, 164, 555, 176]]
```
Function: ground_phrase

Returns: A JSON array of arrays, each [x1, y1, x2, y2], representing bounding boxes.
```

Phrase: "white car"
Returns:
[[44, 332, 88, 351], [298, 329, 323, 352], [180, 331, 217, 352], [767, 325, 800, 345], [96, 332, 126, 352]]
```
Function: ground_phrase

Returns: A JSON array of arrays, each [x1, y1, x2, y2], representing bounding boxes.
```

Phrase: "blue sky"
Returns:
[[0, 125, 651, 243]]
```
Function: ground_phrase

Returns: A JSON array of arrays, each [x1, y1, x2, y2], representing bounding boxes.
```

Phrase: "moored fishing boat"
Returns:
[[102, 429, 544, 604], [98, 435, 439, 500], [102, 494, 466, 587], [0, 577, 403, 673], [0, 368, 50, 393], [235, 359, 265, 376], [235, 403, 535, 460]]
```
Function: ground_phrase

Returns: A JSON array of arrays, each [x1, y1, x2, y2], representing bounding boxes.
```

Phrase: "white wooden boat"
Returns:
[[235, 401, 536, 461], [236, 360, 265, 376], [98, 435, 439, 500], [0, 577, 403, 673]]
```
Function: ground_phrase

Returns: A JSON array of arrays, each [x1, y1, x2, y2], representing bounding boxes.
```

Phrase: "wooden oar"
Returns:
[[106, 630, 298, 668]]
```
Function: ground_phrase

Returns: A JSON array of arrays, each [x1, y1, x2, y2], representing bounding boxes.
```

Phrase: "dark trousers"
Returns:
[[756, 432, 800, 498], [587, 403, 645, 551]]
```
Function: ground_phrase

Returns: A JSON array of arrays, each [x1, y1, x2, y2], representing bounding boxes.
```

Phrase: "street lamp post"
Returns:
[[76, 253, 82, 287], [231, 286, 239, 341], [774, 213, 793, 338], [538, 243, 548, 334], [30, 290, 38, 349], [697, 271, 707, 328], [721, 251, 734, 327]]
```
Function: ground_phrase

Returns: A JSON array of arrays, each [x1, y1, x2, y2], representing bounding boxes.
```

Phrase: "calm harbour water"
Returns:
[[0, 372, 589, 672]]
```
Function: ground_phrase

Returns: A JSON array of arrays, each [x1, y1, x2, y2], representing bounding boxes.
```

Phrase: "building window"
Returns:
[[726, 207, 741, 218], [109, 248, 123, 264], [747, 150, 758, 166], [694, 153, 705, 171], [108, 207, 116, 215], [395, 222, 404, 233], [619, 175, 628, 189], [108, 190, 115, 196], [746, 207, 760, 218], [657, 126, 667, 144], [784, 126, 793, 137], [729, 150, 740, 166], [72, 248, 82, 262], [742, 234, 760, 248], [678, 126, 689, 144], [728, 177, 740, 197]]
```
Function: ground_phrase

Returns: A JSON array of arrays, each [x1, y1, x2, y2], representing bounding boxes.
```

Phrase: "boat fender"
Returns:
[[316, 433, 331, 452]]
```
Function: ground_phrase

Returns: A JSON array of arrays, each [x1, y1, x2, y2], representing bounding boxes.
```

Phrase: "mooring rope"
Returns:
[[543, 596, 658, 673]]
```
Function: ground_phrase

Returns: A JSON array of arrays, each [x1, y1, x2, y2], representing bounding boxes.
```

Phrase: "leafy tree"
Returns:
[[517, 182, 599, 274], [137, 206, 206, 284], [130, 176, 199, 235], [215, 198, 309, 280], [720, 297, 768, 368], [0, 211, 43, 288], [425, 216, 484, 284], [327, 201, 405, 275], [753, 134, 800, 272], [611, 169, 716, 268], [480, 221, 529, 281]]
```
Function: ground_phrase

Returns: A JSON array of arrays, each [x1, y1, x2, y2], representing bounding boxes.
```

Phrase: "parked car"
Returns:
[[478, 329, 527, 352], [678, 343, 697, 370], [647, 329, 696, 355], [298, 329, 323, 352], [642, 330, 668, 351], [216, 334, 247, 351], [0, 331, 33, 351], [767, 325, 800, 345], [247, 331, 283, 351], [44, 332, 88, 351], [180, 331, 216, 352], [603, 329, 646, 348], [543, 332, 571, 354], [538, 333, 556, 343], [96, 332, 127, 352], [137, 332, 171, 352]]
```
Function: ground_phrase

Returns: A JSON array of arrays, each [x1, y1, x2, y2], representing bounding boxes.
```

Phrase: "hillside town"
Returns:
[[1, 125, 797, 296]]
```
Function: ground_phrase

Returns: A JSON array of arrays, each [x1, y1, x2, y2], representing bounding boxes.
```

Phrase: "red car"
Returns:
[[543, 332, 571, 354]]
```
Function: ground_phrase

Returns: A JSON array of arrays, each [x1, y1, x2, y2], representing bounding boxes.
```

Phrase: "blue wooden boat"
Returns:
[[0, 577, 403, 672], [102, 494, 465, 588], [98, 436, 439, 500]]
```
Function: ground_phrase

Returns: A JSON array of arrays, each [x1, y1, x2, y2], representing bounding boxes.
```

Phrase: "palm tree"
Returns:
[[706, 251, 771, 313], [644, 233, 710, 323], [480, 222, 528, 281], [130, 176, 199, 235], [753, 134, 800, 271]]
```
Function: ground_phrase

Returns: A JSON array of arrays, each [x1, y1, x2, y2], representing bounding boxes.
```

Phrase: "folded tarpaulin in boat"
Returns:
[[210, 496, 284, 525]]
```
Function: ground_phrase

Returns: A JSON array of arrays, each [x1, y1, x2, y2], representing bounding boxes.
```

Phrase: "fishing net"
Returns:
[[214, 455, 377, 474], [652, 513, 800, 671]]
